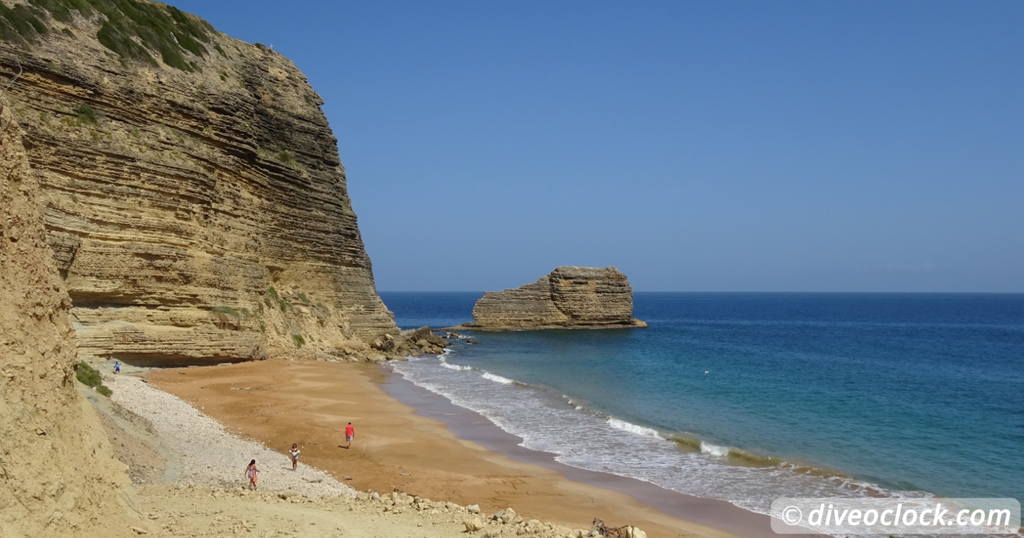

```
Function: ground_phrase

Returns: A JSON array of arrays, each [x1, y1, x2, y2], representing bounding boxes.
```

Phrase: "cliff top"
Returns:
[[1, 0, 218, 71], [550, 265, 624, 278]]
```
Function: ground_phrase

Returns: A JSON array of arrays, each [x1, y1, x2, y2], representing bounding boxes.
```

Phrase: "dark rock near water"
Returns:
[[371, 326, 448, 357]]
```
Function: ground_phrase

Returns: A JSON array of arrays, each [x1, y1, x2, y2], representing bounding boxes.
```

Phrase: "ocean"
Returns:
[[380, 292, 1024, 515]]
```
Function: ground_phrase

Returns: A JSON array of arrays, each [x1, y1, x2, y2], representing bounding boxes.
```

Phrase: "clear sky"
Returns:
[[172, 1, 1021, 292]]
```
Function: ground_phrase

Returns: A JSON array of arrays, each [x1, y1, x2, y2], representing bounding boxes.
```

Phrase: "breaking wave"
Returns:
[[481, 372, 515, 384], [607, 418, 663, 439]]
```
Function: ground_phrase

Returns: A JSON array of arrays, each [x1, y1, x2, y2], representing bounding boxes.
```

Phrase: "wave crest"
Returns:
[[700, 441, 730, 457], [481, 372, 515, 384], [607, 418, 663, 439]]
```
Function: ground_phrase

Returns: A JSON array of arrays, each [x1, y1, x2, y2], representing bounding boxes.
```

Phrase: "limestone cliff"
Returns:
[[1, 96, 137, 537], [0, 0, 397, 364], [458, 266, 647, 331]]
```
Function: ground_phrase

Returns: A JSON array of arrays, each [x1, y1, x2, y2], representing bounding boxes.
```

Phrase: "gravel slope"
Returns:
[[106, 373, 353, 498]]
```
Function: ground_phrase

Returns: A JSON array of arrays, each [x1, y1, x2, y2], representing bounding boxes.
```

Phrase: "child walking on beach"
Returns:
[[245, 459, 260, 490], [344, 422, 355, 449], [288, 443, 300, 470]]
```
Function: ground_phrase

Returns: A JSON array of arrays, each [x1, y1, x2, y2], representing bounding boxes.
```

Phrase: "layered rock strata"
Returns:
[[0, 0, 397, 364], [1, 96, 136, 537], [457, 266, 647, 331]]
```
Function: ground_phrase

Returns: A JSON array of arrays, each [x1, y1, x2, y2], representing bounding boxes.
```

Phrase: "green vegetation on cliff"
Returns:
[[75, 361, 112, 397], [0, 0, 215, 71]]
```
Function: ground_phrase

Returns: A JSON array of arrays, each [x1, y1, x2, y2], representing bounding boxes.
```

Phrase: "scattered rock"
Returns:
[[589, 518, 648, 538], [463, 517, 484, 532], [492, 507, 518, 524], [626, 526, 648, 538], [466, 504, 481, 514]]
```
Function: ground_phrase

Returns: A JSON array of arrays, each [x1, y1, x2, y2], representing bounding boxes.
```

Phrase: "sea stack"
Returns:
[[457, 266, 647, 331]]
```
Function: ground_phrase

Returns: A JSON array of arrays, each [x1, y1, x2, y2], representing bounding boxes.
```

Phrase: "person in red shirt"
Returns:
[[344, 422, 355, 449]]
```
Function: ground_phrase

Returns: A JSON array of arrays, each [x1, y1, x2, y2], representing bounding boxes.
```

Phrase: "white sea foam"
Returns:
[[390, 355, 905, 518], [481, 372, 515, 385], [700, 441, 730, 457], [607, 418, 663, 439], [440, 362, 472, 371]]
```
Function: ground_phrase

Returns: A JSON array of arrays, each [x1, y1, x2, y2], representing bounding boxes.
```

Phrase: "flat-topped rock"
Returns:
[[455, 266, 647, 331]]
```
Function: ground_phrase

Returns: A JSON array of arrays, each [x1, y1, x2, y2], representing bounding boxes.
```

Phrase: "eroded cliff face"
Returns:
[[459, 266, 647, 331], [1, 96, 136, 537], [0, 0, 397, 364]]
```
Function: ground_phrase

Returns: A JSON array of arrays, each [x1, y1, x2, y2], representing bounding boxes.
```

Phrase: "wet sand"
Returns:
[[148, 360, 784, 538]]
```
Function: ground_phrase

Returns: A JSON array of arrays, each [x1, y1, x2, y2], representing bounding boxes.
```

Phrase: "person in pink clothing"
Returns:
[[344, 422, 355, 449], [244, 459, 259, 490]]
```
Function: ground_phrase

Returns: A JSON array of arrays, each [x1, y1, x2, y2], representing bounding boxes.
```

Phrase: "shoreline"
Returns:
[[381, 364, 793, 537], [146, 360, 760, 537]]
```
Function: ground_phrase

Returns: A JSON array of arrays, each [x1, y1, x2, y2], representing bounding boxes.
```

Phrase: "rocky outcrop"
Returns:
[[1, 96, 136, 537], [456, 266, 647, 331], [0, 0, 397, 364]]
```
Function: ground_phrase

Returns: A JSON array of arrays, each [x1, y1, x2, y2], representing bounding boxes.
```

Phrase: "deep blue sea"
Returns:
[[380, 292, 1024, 514]]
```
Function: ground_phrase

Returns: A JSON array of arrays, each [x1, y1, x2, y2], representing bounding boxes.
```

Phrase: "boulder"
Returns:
[[463, 517, 484, 532], [492, 507, 518, 524]]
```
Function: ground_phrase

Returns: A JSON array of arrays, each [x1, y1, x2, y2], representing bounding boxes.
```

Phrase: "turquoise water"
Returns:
[[381, 292, 1024, 513]]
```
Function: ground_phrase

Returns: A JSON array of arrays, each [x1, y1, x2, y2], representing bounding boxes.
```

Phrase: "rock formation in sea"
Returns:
[[0, 0, 399, 364], [1, 95, 138, 537], [457, 266, 647, 331]]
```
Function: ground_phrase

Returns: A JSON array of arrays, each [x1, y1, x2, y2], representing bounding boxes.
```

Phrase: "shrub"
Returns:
[[97, 19, 156, 66], [75, 104, 97, 124], [211, 305, 248, 330], [292, 334, 305, 348], [75, 361, 102, 387], [211, 305, 241, 319], [75, 361, 112, 397], [8, 0, 217, 72], [276, 150, 295, 165], [0, 3, 49, 44], [266, 287, 289, 310]]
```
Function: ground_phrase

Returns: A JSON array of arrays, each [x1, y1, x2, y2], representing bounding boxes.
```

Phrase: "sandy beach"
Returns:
[[92, 368, 591, 536], [146, 360, 780, 538]]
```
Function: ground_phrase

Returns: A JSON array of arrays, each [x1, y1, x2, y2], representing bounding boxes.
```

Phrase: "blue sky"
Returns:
[[172, 1, 1022, 292]]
